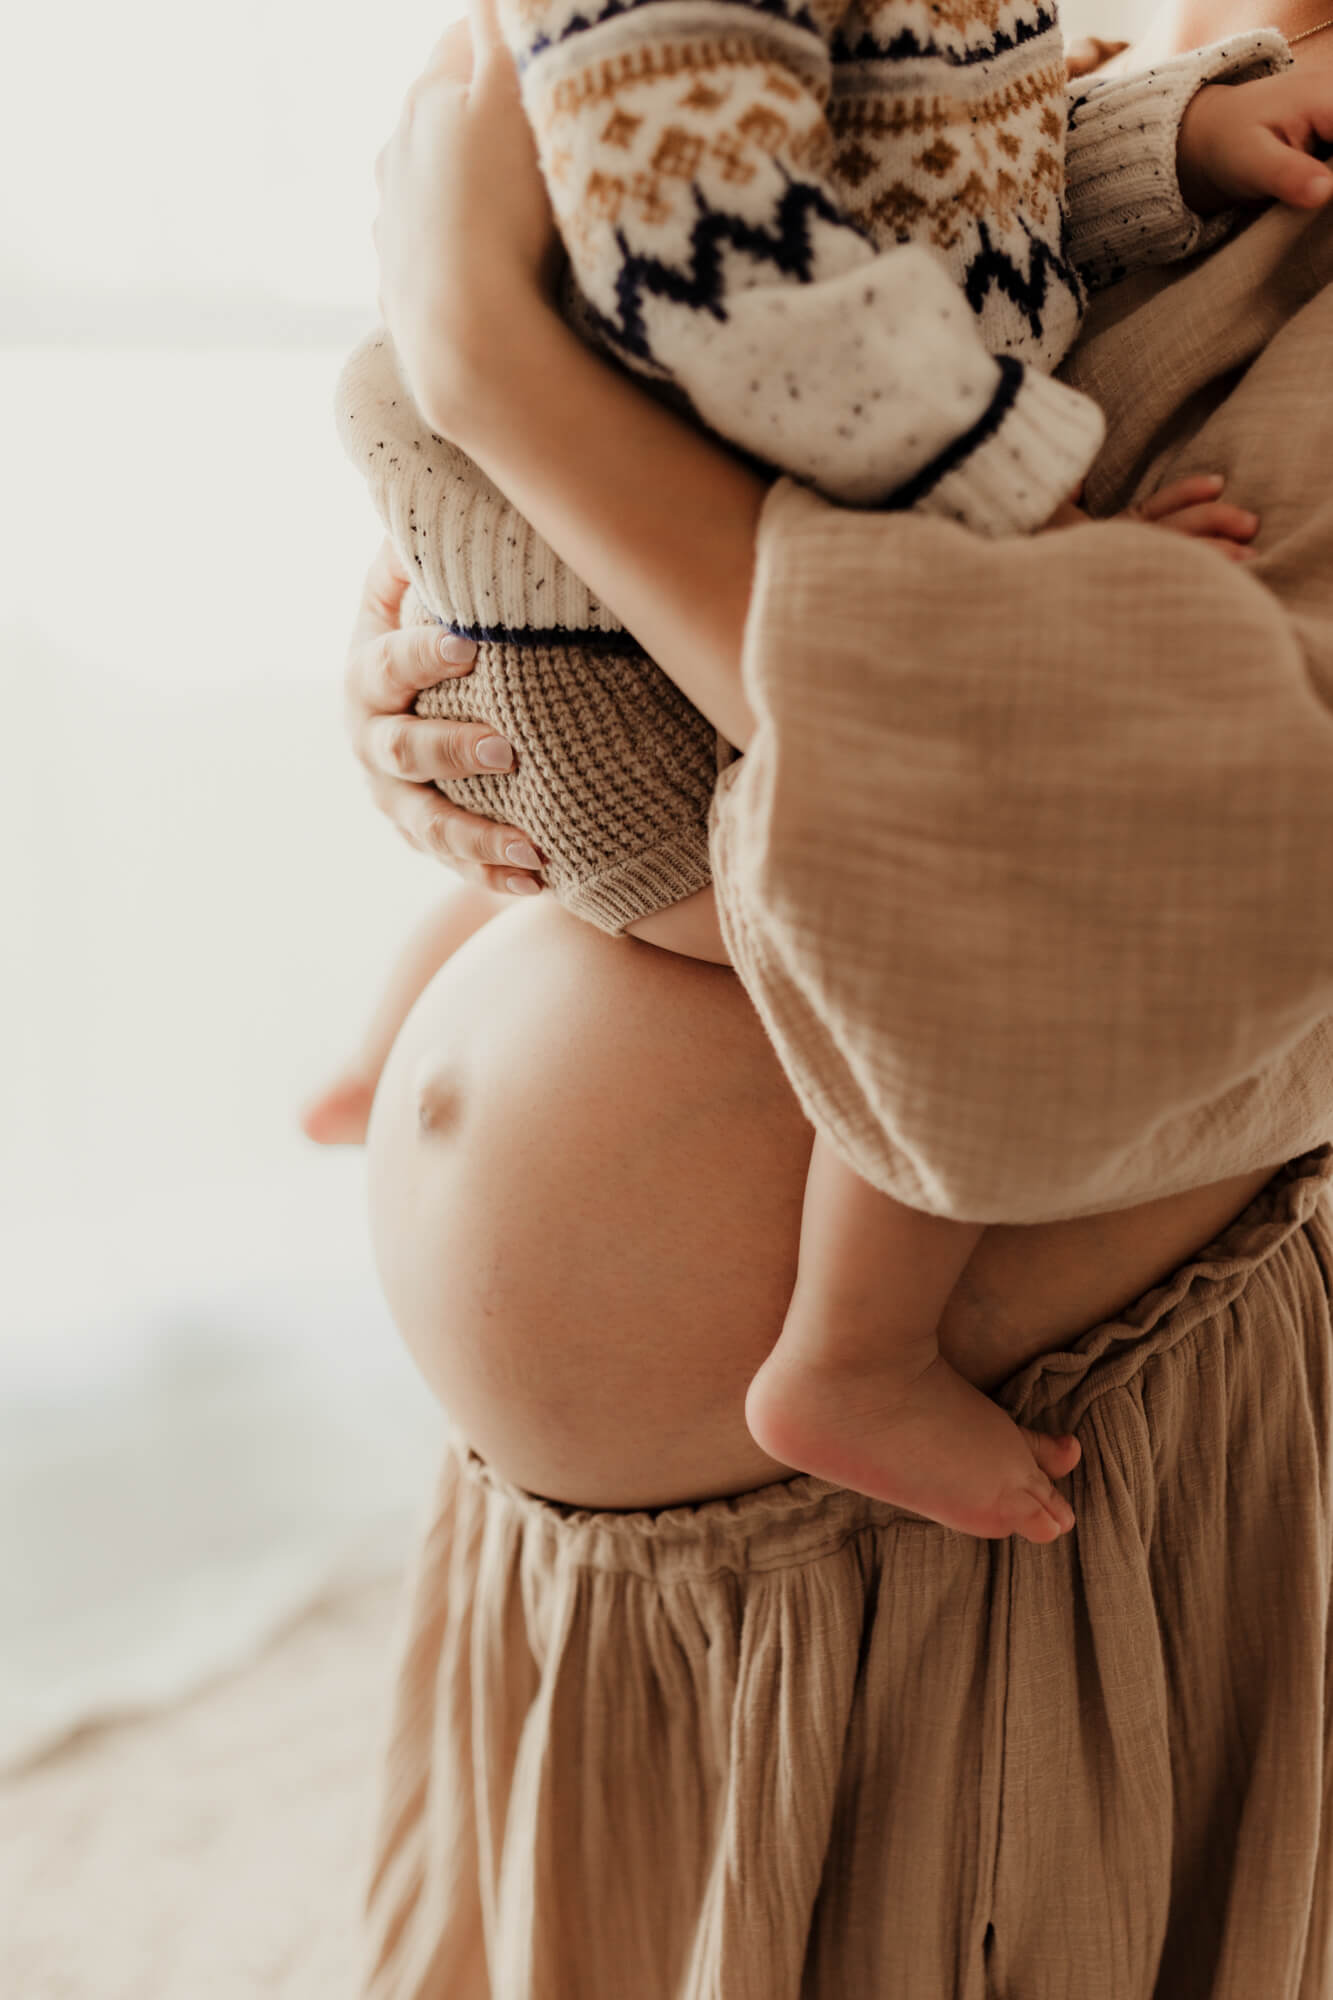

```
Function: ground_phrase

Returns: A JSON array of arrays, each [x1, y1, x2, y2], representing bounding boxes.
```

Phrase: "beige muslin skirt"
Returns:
[[362, 1149, 1333, 2000]]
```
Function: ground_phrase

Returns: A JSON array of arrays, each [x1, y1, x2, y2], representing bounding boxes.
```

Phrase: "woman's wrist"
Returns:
[[421, 294, 565, 451]]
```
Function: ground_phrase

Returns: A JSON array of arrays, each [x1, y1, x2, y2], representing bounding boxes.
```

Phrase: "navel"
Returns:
[[413, 1058, 463, 1137]]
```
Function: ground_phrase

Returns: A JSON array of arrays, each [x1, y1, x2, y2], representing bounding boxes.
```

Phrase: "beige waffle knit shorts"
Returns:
[[362, 1148, 1333, 2000]]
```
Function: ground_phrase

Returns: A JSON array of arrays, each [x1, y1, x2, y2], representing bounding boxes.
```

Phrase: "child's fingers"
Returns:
[[1155, 500, 1259, 542], [1134, 473, 1224, 522], [1229, 124, 1333, 209], [1309, 97, 1333, 149]]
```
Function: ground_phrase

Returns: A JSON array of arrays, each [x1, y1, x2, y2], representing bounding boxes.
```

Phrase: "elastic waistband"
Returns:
[[452, 1147, 1332, 1581]]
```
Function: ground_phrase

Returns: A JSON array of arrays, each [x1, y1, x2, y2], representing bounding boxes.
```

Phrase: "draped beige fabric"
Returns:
[[362, 1153, 1333, 1998], [710, 199, 1333, 1223]]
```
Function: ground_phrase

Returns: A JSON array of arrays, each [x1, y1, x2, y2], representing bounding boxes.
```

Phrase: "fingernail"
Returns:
[[477, 736, 515, 771], [1307, 176, 1333, 206], [439, 633, 476, 665], [507, 874, 541, 896], [503, 841, 542, 869]]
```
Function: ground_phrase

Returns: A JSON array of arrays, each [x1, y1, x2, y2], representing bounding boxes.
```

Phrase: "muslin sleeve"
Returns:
[[709, 478, 1333, 1222]]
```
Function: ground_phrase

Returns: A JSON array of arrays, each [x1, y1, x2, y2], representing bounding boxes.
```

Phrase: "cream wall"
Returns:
[[1063, 0, 1155, 37]]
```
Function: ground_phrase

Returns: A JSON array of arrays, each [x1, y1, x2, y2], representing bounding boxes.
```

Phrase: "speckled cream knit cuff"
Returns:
[[335, 333, 719, 934], [1066, 32, 1292, 293], [919, 357, 1107, 539]]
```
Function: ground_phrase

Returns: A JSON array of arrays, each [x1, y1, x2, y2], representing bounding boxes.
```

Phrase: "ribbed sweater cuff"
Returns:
[[1066, 32, 1293, 293], [919, 362, 1107, 538], [335, 332, 624, 640]]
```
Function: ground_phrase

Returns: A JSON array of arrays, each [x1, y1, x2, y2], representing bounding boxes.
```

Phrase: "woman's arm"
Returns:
[[372, 3, 764, 750], [433, 303, 765, 752]]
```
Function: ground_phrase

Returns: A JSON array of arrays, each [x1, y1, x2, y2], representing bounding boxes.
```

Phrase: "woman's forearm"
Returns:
[[426, 304, 765, 748]]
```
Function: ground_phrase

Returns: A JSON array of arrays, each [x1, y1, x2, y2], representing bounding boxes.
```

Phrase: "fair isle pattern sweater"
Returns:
[[500, 5, 1287, 531], [336, 27, 1289, 931]]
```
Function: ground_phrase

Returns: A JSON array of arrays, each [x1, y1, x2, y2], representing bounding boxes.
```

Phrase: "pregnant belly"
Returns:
[[367, 897, 1278, 1511], [366, 896, 812, 1507]]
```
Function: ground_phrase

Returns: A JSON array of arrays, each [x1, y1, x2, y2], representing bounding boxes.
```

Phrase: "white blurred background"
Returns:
[[0, 0, 1152, 1978], [0, 3, 479, 1774]]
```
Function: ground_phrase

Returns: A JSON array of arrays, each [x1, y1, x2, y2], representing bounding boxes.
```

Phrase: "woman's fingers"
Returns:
[[351, 537, 413, 647], [345, 541, 542, 892], [464, 0, 507, 66], [351, 623, 480, 722], [373, 772, 543, 885], [423, 17, 474, 83], [363, 711, 518, 785]]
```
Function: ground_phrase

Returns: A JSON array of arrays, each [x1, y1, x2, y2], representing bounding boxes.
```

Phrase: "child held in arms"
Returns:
[[317, 0, 1333, 1541]]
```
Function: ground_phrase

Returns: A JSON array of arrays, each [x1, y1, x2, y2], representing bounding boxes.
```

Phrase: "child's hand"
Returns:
[[1043, 475, 1258, 561], [1123, 473, 1259, 562], [1177, 71, 1333, 218]]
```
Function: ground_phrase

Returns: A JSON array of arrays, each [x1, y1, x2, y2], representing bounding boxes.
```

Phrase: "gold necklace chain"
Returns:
[[1289, 14, 1333, 41]]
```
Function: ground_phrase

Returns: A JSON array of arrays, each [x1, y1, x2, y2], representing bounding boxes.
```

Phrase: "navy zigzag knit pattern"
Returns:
[[961, 221, 1084, 344], [585, 176, 870, 364], [523, 0, 823, 69]]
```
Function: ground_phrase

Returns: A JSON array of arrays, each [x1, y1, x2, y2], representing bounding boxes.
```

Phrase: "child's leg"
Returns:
[[626, 883, 728, 963], [301, 884, 503, 1145], [745, 1134, 1082, 1542], [634, 887, 1081, 1540]]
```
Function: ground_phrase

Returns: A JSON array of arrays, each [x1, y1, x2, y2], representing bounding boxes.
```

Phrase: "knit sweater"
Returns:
[[336, 27, 1289, 932], [500, 4, 1289, 532]]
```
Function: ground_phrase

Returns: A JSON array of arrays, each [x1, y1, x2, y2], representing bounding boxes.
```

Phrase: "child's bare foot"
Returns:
[[746, 1305, 1081, 1543], [300, 1067, 378, 1146]]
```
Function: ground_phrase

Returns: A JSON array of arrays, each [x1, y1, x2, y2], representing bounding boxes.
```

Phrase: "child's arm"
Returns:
[[301, 885, 506, 1145], [628, 883, 729, 963], [494, 0, 1104, 538], [1064, 32, 1292, 292]]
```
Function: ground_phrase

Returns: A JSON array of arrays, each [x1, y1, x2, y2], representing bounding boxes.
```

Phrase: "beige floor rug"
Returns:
[[0, 1576, 403, 1999]]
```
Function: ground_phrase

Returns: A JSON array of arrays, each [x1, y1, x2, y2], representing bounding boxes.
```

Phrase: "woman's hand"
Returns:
[[372, 0, 562, 432], [345, 540, 545, 895]]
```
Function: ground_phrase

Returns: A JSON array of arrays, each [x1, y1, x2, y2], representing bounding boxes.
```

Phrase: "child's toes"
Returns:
[[1008, 1471, 1076, 1544], [1009, 1489, 1066, 1544], [1022, 1426, 1081, 1481], [300, 1072, 376, 1146]]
